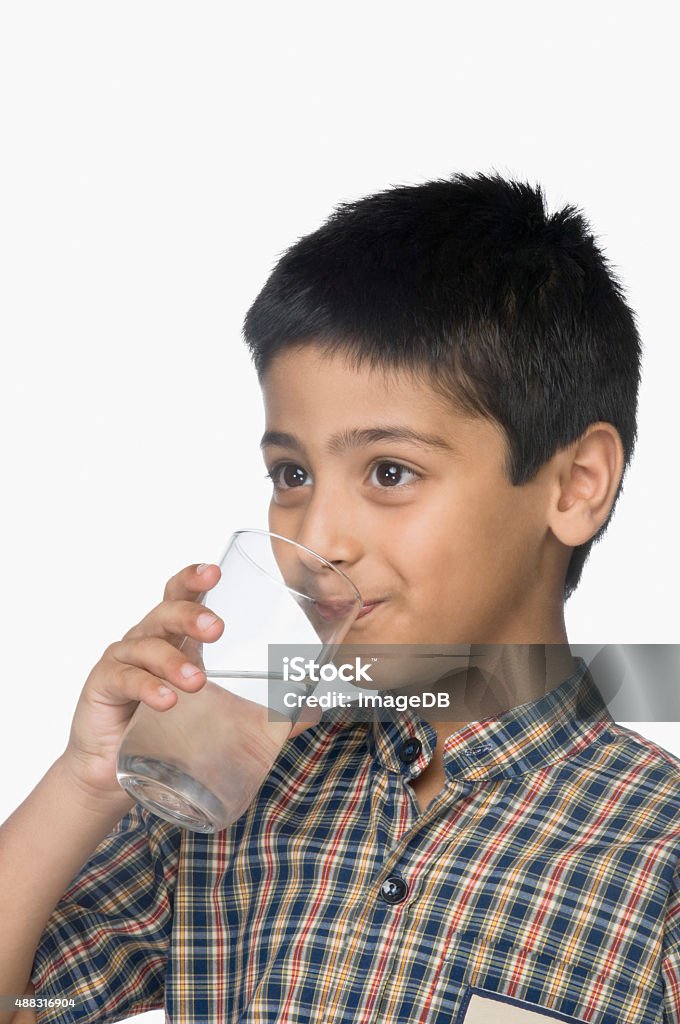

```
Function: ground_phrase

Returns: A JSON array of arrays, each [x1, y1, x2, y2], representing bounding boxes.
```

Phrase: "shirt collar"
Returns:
[[324, 656, 614, 781]]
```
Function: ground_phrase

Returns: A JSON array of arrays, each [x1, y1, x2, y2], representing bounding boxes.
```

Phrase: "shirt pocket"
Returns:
[[436, 932, 661, 1024]]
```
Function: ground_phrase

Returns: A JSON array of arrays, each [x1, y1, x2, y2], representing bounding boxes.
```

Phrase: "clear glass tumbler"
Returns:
[[116, 529, 362, 833]]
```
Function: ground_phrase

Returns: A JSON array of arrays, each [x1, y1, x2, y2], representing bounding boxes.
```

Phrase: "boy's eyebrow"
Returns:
[[259, 426, 458, 454]]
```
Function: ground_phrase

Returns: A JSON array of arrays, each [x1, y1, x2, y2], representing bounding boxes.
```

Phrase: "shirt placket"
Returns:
[[316, 770, 474, 1024]]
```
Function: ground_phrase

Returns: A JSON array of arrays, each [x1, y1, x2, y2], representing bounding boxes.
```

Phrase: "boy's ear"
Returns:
[[547, 423, 626, 547]]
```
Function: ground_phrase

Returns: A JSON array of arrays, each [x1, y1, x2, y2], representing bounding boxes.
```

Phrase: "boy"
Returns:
[[2, 172, 678, 1024]]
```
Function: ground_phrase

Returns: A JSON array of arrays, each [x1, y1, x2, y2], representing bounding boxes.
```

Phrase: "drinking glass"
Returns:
[[116, 529, 362, 833]]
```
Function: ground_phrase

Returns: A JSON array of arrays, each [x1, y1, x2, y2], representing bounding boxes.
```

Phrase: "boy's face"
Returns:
[[260, 344, 567, 645]]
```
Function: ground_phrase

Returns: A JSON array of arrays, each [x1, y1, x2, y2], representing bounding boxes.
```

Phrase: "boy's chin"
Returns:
[[343, 618, 476, 648]]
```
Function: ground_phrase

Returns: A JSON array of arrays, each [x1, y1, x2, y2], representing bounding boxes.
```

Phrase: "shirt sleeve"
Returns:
[[29, 801, 182, 1024], [662, 857, 680, 1023]]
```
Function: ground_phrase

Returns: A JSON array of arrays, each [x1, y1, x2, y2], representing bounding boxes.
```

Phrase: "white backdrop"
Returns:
[[1, 3, 677, 1022]]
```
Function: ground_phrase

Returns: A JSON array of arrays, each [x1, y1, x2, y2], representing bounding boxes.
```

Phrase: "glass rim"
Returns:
[[226, 528, 363, 608]]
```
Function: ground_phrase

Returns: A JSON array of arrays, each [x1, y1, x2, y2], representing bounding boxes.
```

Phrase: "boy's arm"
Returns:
[[0, 755, 135, 1024], [1, 562, 222, 1024]]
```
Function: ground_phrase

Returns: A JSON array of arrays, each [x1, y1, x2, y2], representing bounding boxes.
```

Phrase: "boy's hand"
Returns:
[[61, 563, 320, 804], [61, 563, 224, 801]]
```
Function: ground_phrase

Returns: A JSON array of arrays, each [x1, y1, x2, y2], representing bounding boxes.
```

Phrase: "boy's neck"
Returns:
[[390, 641, 577, 750]]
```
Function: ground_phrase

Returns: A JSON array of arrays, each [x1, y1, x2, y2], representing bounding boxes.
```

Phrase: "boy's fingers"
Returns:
[[163, 563, 221, 603], [123, 598, 224, 644]]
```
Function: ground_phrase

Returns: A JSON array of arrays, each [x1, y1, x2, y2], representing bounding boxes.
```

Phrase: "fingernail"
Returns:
[[198, 612, 218, 630], [197, 563, 210, 575], [180, 662, 203, 679]]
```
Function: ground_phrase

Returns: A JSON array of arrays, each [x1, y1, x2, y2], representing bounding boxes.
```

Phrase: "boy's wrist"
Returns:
[[51, 752, 136, 819]]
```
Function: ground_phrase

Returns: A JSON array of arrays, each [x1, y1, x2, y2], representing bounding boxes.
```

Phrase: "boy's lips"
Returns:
[[312, 597, 385, 622], [356, 600, 384, 619]]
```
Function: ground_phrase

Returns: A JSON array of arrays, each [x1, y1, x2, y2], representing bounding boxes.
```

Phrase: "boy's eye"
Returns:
[[265, 463, 310, 489], [369, 461, 420, 487]]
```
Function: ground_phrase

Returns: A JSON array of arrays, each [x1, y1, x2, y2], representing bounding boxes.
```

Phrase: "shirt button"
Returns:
[[397, 738, 422, 764], [379, 875, 409, 904]]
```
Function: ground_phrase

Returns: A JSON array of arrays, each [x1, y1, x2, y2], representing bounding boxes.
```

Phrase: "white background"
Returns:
[[0, 4, 677, 1022]]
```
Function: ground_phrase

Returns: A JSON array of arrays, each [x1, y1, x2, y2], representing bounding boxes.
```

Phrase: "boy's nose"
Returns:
[[288, 532, 361, 601], [278, 485, 366, 594], [294, 515, 362, 575], [295, 540, 335, 574], [294, 535, 359, 589]]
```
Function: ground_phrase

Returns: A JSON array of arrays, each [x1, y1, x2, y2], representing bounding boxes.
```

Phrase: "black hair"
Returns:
[[242, 172, 642, 600]]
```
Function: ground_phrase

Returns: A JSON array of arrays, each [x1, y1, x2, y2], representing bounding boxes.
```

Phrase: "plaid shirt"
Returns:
[[31, 657, 680, 1024]]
